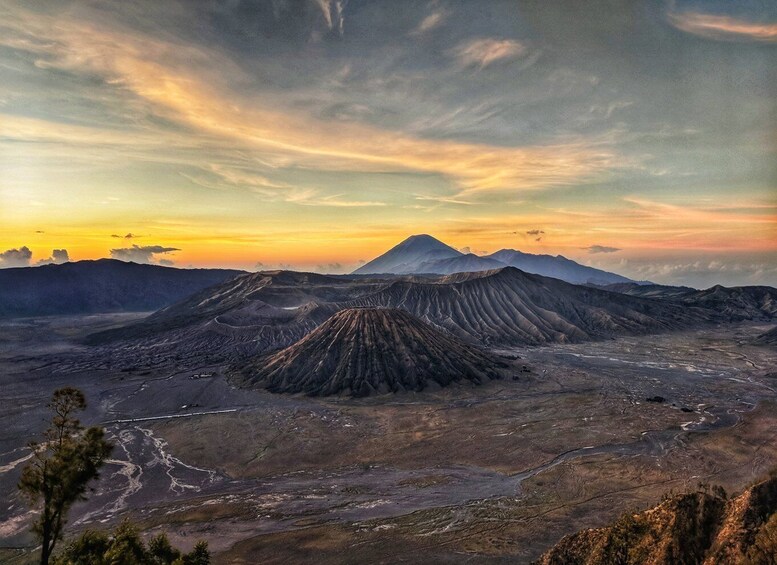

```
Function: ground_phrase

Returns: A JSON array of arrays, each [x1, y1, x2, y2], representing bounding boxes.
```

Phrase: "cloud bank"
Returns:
[[0, 246, 33, 268], [110, 245, 180, 265], [632, 259, 777, 289], [36, 249, 70, 265]]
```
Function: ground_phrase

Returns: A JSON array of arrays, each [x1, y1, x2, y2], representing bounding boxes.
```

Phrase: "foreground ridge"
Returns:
[[537, 473, 777, 565]]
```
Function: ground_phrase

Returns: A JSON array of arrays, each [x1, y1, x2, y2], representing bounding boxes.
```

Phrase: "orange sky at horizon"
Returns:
[[0, 1, 775, 287]]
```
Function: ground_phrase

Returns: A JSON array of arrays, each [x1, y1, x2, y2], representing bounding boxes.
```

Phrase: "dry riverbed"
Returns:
[[0, 316, 775, 563]]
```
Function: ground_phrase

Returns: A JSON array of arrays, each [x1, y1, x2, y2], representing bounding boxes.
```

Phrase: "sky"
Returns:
[[0, 0, 775, 287]]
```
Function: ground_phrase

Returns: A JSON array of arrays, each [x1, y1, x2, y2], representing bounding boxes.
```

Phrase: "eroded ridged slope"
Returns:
[[237, 307, 504, 396], [349, 267, 705, 346]]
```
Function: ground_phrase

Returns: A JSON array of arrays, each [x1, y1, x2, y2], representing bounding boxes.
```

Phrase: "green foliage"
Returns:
[[178, 541, 210, 565], [18, 387, 114, 565], [103, 522, 148, 565], [51, 521, 209, 565], [51, 530, 110, 565], [148, 532, 182, 564]]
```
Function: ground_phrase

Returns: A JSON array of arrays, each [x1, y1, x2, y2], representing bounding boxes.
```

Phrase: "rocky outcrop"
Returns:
[[537, 474, 777, 565]]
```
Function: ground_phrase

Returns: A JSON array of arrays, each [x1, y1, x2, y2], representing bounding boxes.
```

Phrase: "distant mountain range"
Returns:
[[353, 234, 640, 286], [597, 282, 777, 321], [2, 245, 774, 339], [88, 266, 725, 368], [0, 259, 244, 318]]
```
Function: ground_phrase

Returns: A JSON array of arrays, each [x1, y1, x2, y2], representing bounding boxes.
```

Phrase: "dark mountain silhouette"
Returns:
[[235, 307, 504, 396], [537, 474, 777, 565], [486, 248, 636, 285], [0, 259, 244, 318], [352, 234, 638, 285], [352, 234, 461, 274]]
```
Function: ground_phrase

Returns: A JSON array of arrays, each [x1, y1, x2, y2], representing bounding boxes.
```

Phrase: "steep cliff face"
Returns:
[[537, 475, 777, 565], [235, 307, 505, 397]]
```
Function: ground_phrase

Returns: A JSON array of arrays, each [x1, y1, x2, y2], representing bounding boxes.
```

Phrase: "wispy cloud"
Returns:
[[452, 38, 527, 69], [183, 164, 383, 207], [668, 11, 777, 42], [0, 11, 626, 195], [411, 6, 447, 35], [584, 245, 621, 254], [182, 164, 292, 196], [287, 192, 386, 208], [414, 195, 473, 206], [314, 0, 347, 35], [624, 197, 777, 226], [440, 194, 777, 254]]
